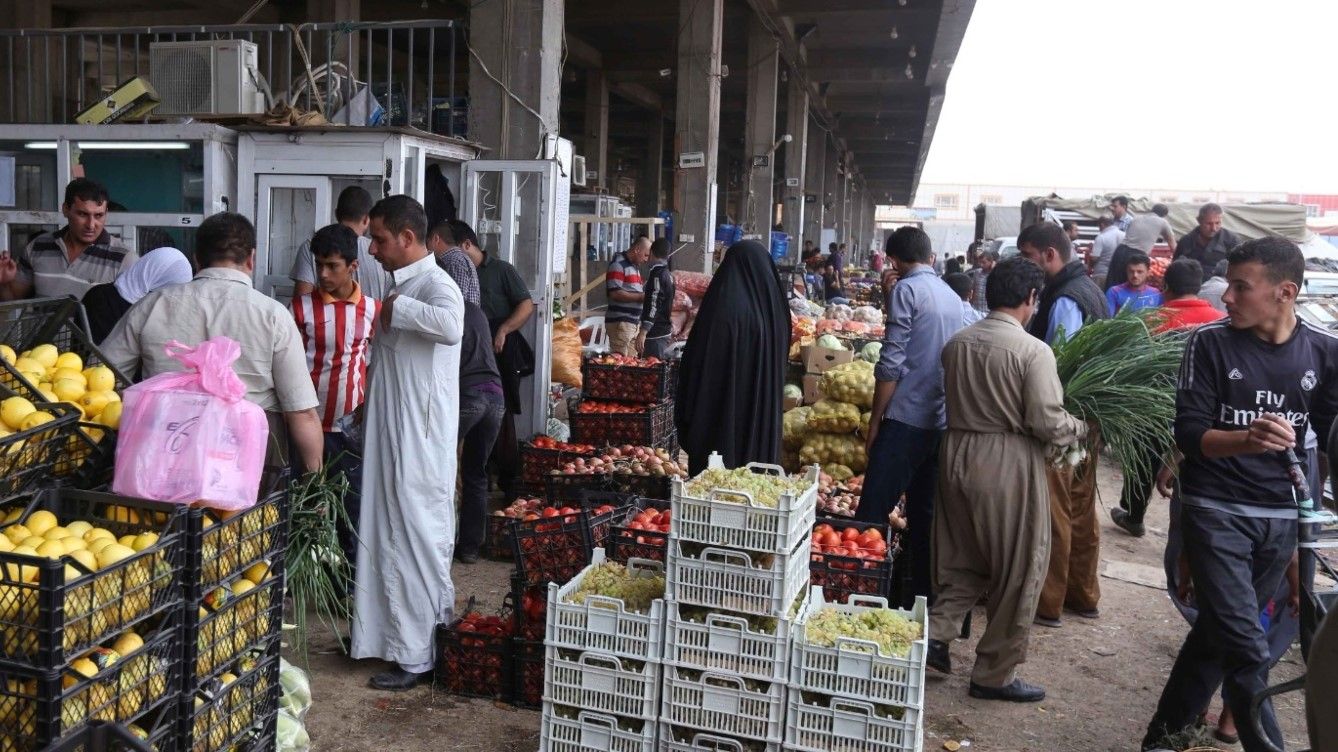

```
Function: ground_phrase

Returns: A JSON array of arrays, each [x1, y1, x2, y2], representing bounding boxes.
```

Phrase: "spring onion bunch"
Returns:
[[1051, 309, 1185, 485], [285, 462, 356, 660]]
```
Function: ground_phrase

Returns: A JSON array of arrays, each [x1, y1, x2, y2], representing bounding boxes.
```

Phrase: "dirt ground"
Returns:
[[292, 458, 1323, 752]]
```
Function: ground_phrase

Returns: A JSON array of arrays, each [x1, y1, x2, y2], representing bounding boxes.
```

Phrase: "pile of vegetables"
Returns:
[[804, 606, 922, 658], [1051, 310, 1183, 485], [859, 341, 882, 363], [782, 406, 811, 449], [277, 658, 313, 751], [799, 432, 867, 475], [556, 444, 686, 477], [807, 399, 861, 434], [684, 466, 811, 508], [285, 466, 355, 660], [814, 333, 846, 351], [565, 560, 665, 613], [819, 360, 874, 408]]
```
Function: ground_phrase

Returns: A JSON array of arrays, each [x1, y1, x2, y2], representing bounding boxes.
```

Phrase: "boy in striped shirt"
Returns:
[[292, 223, 381, 568]]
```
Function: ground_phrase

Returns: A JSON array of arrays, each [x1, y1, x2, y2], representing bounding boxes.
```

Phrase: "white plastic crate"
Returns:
[[661, 666, 786, 743], [659, 724, 783, 752], [547, 548, 666, 661], [789, 588, 928, 710], [541, 704, 658, 752], [666, 537, 810, 617], [671, 458, 819, 555], [544, 647, 661, 720], [663, 596, 797, 683], [784, 690, 924, 752]]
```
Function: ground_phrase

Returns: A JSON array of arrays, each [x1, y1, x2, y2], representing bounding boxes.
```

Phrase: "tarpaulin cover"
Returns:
[[1022, 194, 1307, 242]]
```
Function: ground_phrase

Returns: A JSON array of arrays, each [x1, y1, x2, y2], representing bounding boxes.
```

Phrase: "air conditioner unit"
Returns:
[[572, 155, 588, 187], [149, 40, 265, 117]]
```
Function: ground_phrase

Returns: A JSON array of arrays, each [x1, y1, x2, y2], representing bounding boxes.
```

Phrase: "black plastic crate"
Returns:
[[519, 437, 596, 490], [809, 516, 896, 605], [508, 638, 545, 710], [180, 490, 288, 604], [608, 472, 673, 501], [544, 473, 612, 507], [576, 490, 635, 549], [569, 399, 675, 449], [484, 514, 517, 561], [46, 715, 175, 752], [0, 490, 186, 668], [0, 610, 183, 751], [607, 498, 671, 564], [0, 397, 84, 501], [178, 643, 281, 752], [580, 357, 678, 404], [183, 572, 284, 688], [434, 612, 513, 700], [509, 509, 596, 587], [507, 571, 547, 642]]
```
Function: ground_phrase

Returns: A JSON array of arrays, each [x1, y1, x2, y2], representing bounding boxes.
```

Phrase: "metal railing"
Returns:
[[0, 19, 462, 135]]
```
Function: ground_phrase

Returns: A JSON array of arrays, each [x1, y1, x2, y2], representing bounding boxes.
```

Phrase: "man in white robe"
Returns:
[[350, 195, 464, 690]]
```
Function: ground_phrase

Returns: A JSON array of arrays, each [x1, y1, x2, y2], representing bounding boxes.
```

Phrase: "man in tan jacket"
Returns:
[[928, 256, 1087, 703]]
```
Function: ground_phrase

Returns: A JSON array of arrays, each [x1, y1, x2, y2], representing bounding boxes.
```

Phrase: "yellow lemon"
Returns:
[[0, 396, 36, 431], [0, 344, 14, 364], [231, 578, 256, 597], [78, 392, 110, 420], [2, 508, 20, 523], [242, 560, 271, 584], [12, 356, 45, 376], [20, 537, 46, 549], [84, 527, 115, 543], [19, 411, 56, 432], [112, 632, 143, 656], [70, 657, 99, 679], [27, 344, 58, 369], [35, 539, 66, 559], [85, 537, 116, 556], [24, 511, 57, 537], [97, 402, 122, 430], [5, 523, 32, 542], [68, 543, 97, 567], [83, 366, 115, 394], [0, 536, 12, 552], [52, 379, 85, 402], [117, 535, 137, 548], [54, 352, 83, 371], [52, 367, 86, 385], [130, 533, 158, 552], [65, 520, 92, 537], [95, 544, 136, 569], [37, 387, 59, 403], [60, 536, 87, 554], [42, 526, 71, 540]]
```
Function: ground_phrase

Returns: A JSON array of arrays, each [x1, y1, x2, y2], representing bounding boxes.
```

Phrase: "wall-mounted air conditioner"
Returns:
[[149, 40, 265, 117], [572, 155, 588, 187]]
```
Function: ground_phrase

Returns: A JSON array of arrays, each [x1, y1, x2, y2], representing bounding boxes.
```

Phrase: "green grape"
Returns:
[[804, 606, 922, 658], [564, 561, 665, 613], [684, 467, 810, 508]]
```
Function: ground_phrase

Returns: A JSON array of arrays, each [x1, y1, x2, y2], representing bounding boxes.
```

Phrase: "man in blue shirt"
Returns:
[[856, 226, 964, 608], [1106, 252, 1163, 316], [1018, 222, 1108, 629]]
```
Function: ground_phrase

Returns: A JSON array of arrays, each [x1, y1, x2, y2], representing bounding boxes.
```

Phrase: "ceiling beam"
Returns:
[[609, 81, 662, 112], [825, 96, 925, 114], [566, 34, 603, 69]]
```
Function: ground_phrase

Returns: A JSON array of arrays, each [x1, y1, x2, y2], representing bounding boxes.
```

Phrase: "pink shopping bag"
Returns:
[[112, 337, 269, 510]]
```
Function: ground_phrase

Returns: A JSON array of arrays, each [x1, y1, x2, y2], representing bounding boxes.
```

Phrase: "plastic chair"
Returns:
[[579, 315, 609, 355]]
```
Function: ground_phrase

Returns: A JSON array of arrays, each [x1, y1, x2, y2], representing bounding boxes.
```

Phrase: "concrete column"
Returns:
[[742, 17, 778, 237], [468, 0, 564, 159], [583, 69, 610, 191], [803, 124, 825, 247], [638, 110, 665, 219], [671, 0, 724, 272], [307, 0, 360, 77], [833, 150, 847, 246], [780, 72, 808, 256]]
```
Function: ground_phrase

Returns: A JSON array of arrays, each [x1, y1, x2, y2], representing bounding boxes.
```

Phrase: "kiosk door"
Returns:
[[256, 175, 331, 299]]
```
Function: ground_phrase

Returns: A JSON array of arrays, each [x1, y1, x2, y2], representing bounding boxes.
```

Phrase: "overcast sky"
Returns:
[[918, 0, 1338, 193]]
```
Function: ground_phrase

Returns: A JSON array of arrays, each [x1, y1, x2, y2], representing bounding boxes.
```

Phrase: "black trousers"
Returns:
[[1142, 505, 1296, 752]]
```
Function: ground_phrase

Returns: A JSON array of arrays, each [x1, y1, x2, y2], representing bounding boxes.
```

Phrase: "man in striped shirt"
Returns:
[[291, 223, 381, 567], [606, 236, 650, 355]]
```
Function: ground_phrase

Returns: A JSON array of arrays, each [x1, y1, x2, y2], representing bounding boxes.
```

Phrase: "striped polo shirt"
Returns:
[[605, 252, 644, 324], [291, 284, 381, 432], [18, 228, 137, 299]]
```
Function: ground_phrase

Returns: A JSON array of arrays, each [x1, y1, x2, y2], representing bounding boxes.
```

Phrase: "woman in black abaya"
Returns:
[[675, 240, 791, 475]]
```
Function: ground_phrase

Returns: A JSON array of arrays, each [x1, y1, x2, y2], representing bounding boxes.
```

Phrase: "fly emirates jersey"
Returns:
[[1174, 318, 1338, 511]]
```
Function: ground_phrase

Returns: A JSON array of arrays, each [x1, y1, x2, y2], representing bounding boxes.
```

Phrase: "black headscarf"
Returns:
[[675, 240, 791, 475]]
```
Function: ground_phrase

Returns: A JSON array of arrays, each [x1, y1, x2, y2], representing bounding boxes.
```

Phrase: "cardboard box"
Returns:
[[802, 374, 824, 405], [802, 345, 854, 375], [76, 77, 160, 125]]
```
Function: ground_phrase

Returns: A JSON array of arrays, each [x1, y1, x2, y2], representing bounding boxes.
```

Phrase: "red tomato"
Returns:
[[559, 506, 577, 515], [629, 521, 646, 530], [820, 532, 842, 548], [842, 540, 861, 553], [864, 528, 883, 541], [841, 527, 861, 542], [814, 524, 833, 536]]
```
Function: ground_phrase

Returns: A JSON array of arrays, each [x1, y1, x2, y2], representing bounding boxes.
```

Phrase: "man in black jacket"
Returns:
[[636, 238, 675, 359], [1018, 222, 1109, 630], [1174, 203, 1240, 283]]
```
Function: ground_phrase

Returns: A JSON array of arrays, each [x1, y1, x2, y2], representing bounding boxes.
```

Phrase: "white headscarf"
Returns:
[[114, 247, 193, 303]]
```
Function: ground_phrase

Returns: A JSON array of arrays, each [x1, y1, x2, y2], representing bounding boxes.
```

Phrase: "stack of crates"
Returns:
[[177, 491, 287, 752], [659, 457, 819, 752], [0, 490, 187, 752], [538, 549, 665, 752], [786, 589, 929, 752]]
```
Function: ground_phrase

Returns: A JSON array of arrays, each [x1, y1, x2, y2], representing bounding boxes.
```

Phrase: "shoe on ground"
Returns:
[[1033, 615, 1062, 628], [456, 551, 480, 564], [369, 667, 433, 691], [969, 678, 1046, 702], [1110, 507, 1146, 537], [926, 639, 952, 675], [1065, 606, 1100, 619]]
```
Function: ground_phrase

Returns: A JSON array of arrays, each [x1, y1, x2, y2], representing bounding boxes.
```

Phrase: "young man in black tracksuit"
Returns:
[[636, 238, 675, 359], [1143, 237, 1338, 752]]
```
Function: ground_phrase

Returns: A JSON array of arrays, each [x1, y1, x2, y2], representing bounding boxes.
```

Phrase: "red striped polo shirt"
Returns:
[[291, 285, 381, 432]]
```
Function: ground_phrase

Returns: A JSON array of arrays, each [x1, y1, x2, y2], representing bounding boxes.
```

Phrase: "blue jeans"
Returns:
[[856, 418, 942, 609], [456, 389, 506, 557], [1143, 505, 1297, 752]]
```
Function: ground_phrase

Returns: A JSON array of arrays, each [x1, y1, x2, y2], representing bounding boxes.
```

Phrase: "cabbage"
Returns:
[[277, 709, 311, 752], [815, 334, 846, 351], [784, 384, 803, 400], [279, 658, 313, 718], [859, 341, 882, 363]]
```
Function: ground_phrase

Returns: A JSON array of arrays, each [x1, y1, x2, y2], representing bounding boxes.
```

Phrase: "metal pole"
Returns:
[[365, 28, 372, 117], [325, 28, 333, 115], [448, 27, 455, 136], [61, 35, 68, 122], [407, 27, 414, 129], [26, 38, 33, 123], [115, 34, 121, 85], [7, 37, 14, 121], [75, 34, 83, 113], [44, 36, 51, 122], [304, 27, 313, 111], [266, 31, 273, 96], [344, 26, 353, 125], [385, 28, 392, 125], [426, 28, 435, 133]]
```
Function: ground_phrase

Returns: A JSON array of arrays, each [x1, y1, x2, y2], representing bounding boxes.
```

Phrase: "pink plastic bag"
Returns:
[[112, 337, 270, 510]]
